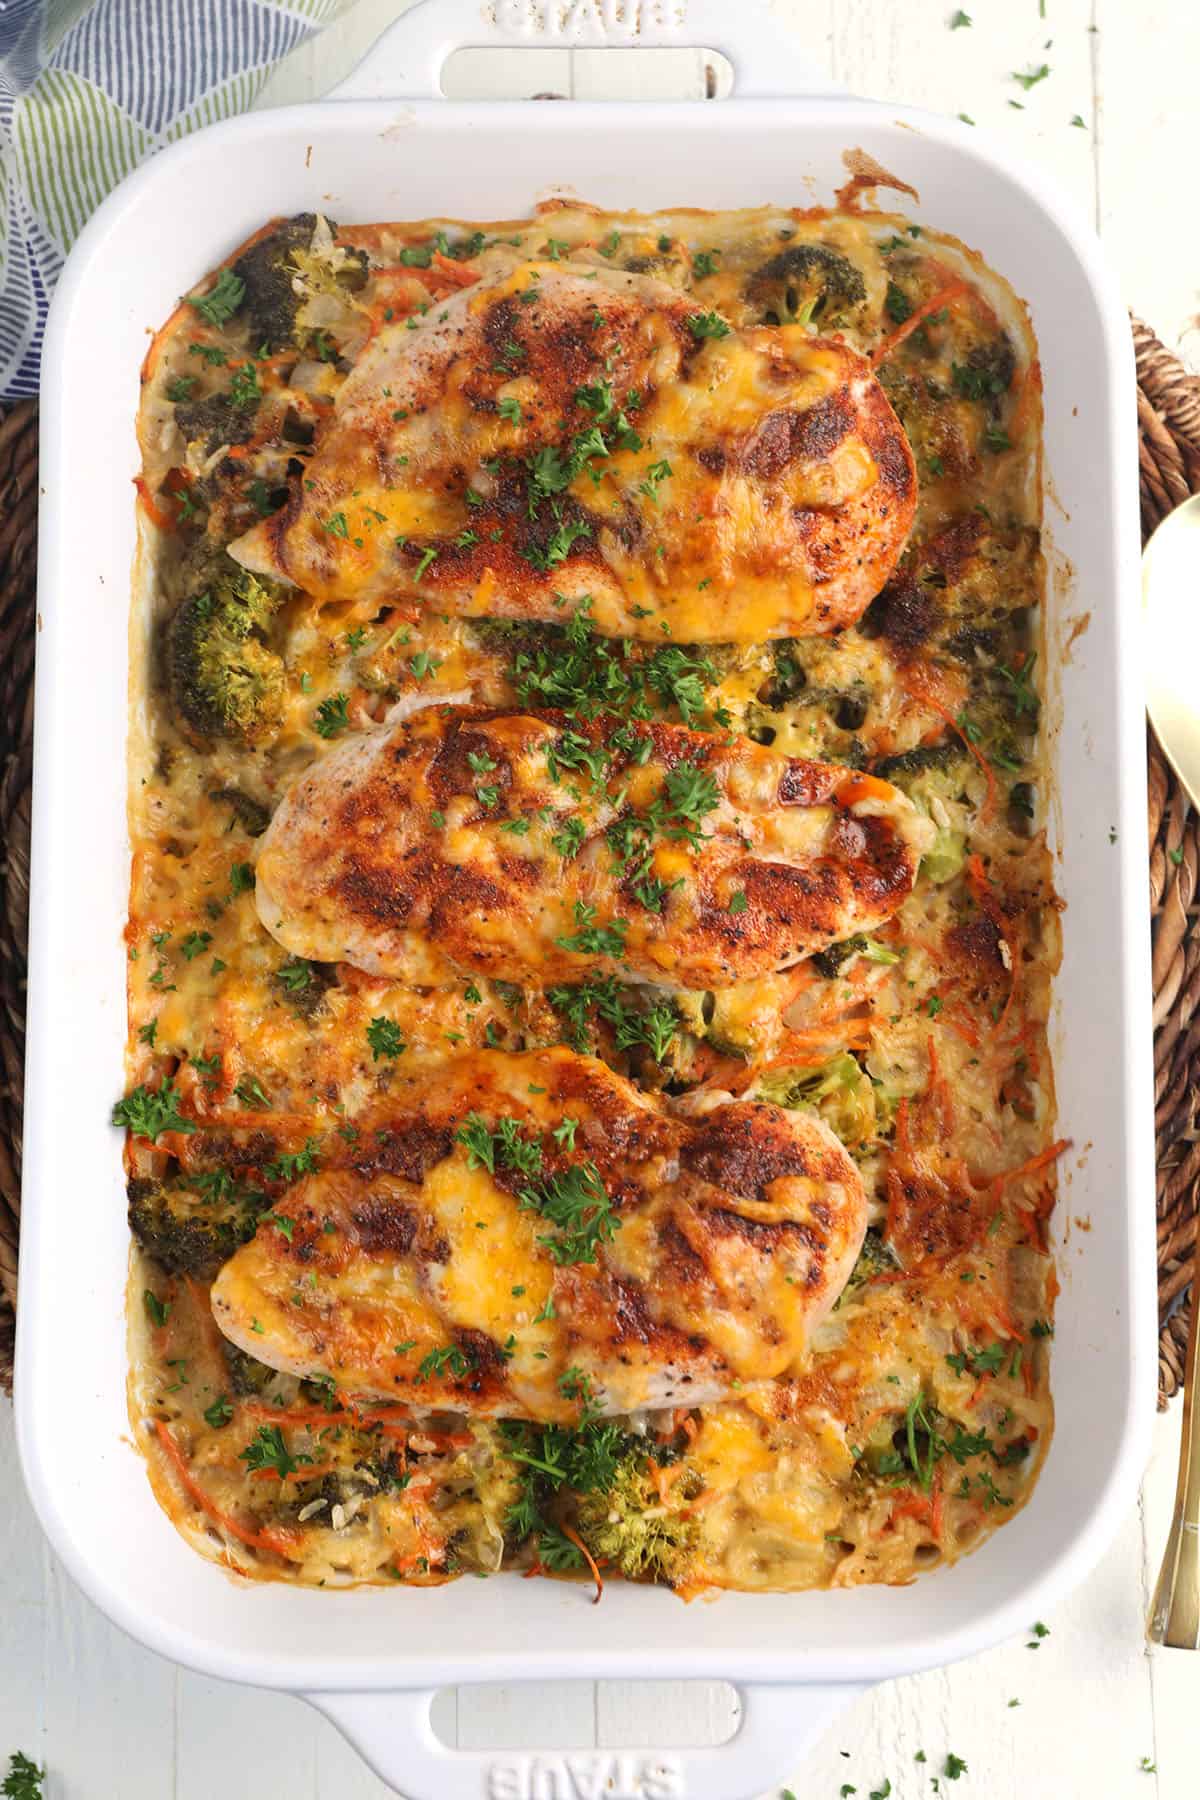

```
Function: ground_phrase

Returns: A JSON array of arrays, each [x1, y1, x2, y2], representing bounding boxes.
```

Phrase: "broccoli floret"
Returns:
[[173, 391, 254, 457], [873, 740, 967, 784], [574, 1452, 700, 1586], [128, 1172, 268, 1279], [234, 213, 368, 353], [223, 1342, 280, 1398], [165, 556, 287, 743], [951, 335, 1016, 412], [848, 1225, 899, 1286], [210, 786, 272, 837], [755, 1051, 877, 1149], [748, 242, 867, 328]]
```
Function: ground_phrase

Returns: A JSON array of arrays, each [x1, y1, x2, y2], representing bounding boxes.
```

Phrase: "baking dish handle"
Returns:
[[305, 1680, 863, 1800], [329, 0, 842, 103]]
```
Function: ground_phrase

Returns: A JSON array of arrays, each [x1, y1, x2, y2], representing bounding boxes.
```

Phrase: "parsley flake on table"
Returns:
[[2, 1752, 45, 1800]]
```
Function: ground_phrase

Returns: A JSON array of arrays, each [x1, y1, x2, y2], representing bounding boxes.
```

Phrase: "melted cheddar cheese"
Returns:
[[125, 201, 1059, 1598]]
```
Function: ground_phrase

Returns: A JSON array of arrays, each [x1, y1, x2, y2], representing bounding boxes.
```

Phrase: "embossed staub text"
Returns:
[[486, 1751, 685, 1800]]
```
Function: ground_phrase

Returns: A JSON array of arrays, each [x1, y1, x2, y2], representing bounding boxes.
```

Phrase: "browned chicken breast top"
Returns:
[[228, 252, 916, 641], [254, 705, 933, 991], [208, 1046, 868, 1422]]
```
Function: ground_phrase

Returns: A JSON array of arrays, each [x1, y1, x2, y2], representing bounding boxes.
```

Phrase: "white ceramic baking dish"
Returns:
[[15, 2, 1156, 1795]]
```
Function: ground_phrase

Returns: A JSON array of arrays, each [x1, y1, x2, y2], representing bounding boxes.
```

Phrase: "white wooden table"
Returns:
[[5, 1, 1200, 1792]]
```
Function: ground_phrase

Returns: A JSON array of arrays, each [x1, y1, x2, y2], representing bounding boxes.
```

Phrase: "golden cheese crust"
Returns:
[[228, 253, 916, 641], [254, 704, 934, 989], [126, 203, 1059, 1598], [208, 1046, 868, 1420]]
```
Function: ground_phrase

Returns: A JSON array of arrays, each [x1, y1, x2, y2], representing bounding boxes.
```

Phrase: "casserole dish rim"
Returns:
[[16, 77, 1153, 1735]]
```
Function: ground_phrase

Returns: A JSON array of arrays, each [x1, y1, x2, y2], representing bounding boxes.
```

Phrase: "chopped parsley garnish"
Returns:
[[314, 692, 350, 738], [551, 816, 587, 859], [547, 975, 678, 1063], [692, 249, 720, 278], [638, 458, 673, 505], [366, 1017, 406, 1061], [166, 375, 196, 402], [524, 518, 592, 572], [688, 310, 731, 340], [952, 360, 1010, 402], [416, 1343, 475, 1382], [179, 930, 212, 961], [238, 1424, 304, 1479], [884, 282, 912, 324], [323, 511, 350, 538], [203, 1394, 234, 1429], [498, 395, 523, 425], [228, 360, 261, 409], [228, 861, 255, 896], [409, 650, 440, 680], [112, 1079, 195, 1141], [457, 1111, 619, 1263], [263, 1138, 320, 1183], [1012, 62, 1051, 90], [555, 900, 627, 958], [143, 1289, 169, 1328], [188, 341, 228, 365], [188, 267, 245, 326], [2, 1753, 45, 1799], [945, 1340, 1006, 1377], [728, 889, 748, 915]]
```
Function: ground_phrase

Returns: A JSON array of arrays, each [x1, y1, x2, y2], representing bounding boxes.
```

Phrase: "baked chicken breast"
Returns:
[[227, 251, 916, 641], [209, 1047, 868, 1421], [254, 705, 934, 990]]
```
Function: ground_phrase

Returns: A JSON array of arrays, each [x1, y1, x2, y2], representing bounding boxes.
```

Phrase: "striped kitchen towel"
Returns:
[[0, 0, 353, 399]]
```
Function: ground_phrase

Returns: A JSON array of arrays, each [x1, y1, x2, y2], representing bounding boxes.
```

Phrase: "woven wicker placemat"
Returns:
[[0, 322, 1198, 1404]]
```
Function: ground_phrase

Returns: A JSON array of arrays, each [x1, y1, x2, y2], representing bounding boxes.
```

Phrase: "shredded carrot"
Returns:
[[870, 280, 969, 365], [990, 1138, 1071, 1194], [680, 1486, 720, 1518], [1007, 357, 1042, 444], [153, 1421, 302, 1560], [243, 1402, 350, 1426], [562, 1523, 605, 1604], [836, 771, 897, 808], [133, 475, 175, 533], [431, 250, 483, 287], [140, 299, 190, 385]]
